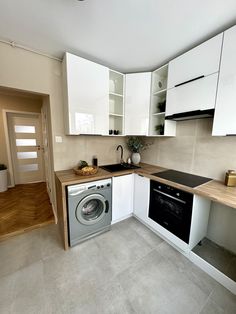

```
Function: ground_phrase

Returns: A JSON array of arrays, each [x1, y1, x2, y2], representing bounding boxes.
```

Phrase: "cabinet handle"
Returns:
[[226, 134, 236, 136], [138, 174, 144, 177], [175, 75, 205, 88]]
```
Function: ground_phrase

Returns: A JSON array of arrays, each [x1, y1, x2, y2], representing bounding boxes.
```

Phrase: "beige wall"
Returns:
[[0, 42, 129, 172], [0, 92, 42, 167], [142, 119, 236, 181]]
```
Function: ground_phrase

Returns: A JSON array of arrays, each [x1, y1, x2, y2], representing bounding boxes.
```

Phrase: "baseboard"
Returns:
[[111, 213, 133, 225], [189, 251, 236, 295]]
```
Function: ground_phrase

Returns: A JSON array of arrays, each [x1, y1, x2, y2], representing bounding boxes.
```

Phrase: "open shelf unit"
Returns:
[[149, 64, 176, 136], [109, 70, 124, 135]]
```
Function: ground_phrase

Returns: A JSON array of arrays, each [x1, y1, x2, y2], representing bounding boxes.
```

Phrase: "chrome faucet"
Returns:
[[116, 145, 124, 164]]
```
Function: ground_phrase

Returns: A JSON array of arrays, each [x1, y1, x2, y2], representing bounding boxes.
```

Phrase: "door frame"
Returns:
[[3, 109, 43, 187]]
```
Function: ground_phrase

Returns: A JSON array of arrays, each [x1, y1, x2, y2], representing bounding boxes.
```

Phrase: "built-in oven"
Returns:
[[148, 180, 193, 243]]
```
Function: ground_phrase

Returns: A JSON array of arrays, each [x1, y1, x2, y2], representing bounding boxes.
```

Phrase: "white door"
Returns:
[[62, 53, 109, 135], [125, 72, 151, 135], [166, 73, 218, 116], [133, 174, 150, 223], [8, 113, 45, 184], [112, 174, 134, 223], [167, 33, 223, 89]]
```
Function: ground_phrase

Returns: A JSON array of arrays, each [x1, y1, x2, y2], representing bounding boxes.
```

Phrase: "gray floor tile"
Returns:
[[94, 219, 153, 275], [210, 284, 236, 314], [0, 229, 42, 278], [0, 272, 15, 314], [118, 250, 209, 314], [200, 299, 225, 314], [157, 241, 218, 296], [40, 223, 63, 260], [118, 217, 164, 248], [0, 217, 234, 314], [11, 261, 49, 314]]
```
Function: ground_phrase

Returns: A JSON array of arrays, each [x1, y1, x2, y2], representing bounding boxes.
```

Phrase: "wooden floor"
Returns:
[[0, 182, 54, 241]]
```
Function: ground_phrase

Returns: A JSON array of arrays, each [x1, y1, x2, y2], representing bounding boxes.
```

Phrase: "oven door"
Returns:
[[148, 184, 193, 243]]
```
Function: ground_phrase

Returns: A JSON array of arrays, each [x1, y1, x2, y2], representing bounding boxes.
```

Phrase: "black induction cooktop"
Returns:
[[152, 170, 212, 188]]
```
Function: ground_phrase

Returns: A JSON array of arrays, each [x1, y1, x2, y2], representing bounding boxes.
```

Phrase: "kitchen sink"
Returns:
[[100, 163, 141, 173]]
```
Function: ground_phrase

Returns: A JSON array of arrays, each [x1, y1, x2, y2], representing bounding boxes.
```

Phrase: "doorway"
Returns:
[[8, 113, 45, 185], [0, 90, 55, 241]]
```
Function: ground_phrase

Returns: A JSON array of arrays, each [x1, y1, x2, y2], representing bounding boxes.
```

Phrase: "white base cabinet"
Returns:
[[112, 174, 134, 223], [133, 174, 150, 223], [213, 25, 236, 136]]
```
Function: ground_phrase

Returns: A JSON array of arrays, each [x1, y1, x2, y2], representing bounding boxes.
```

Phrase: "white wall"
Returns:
[[207, 203, 236, 254]]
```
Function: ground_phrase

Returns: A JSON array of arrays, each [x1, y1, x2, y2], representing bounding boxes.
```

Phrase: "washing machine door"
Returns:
[[76, 193, 108, 225]]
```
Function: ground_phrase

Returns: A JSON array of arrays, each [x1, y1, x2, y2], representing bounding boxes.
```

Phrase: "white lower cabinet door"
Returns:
[[133, 174, 150, 223], [112, 174, 134, 223]]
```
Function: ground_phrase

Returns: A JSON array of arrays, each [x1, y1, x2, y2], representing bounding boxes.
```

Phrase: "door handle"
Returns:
[[175, 75, 205, 88], [105, 200, 109, 213], [153, 189, 186, 204]]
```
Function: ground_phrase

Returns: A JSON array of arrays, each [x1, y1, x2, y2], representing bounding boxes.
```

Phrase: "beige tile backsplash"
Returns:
[[142, 119, 236, 181], [54, 136, 129, 170]]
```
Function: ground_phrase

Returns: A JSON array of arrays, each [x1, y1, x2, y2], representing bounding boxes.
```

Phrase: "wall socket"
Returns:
[[55, 136, 63, 143]]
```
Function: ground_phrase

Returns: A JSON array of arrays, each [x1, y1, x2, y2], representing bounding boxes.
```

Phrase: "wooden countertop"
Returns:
[[55, 163, 236, 209]]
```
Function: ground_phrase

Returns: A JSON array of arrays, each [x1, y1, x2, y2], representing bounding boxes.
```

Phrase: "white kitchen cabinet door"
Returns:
[[112, 174, 134, 223], [167, 33, 223, 89], [133, 174, 150, 223], [125, 72, 151, 135], [166, 73, 218, 116], [62, 53, 109, 135], [213, 26, 236, 136]]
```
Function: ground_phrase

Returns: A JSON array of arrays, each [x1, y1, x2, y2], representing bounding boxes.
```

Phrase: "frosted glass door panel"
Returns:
[[8, 114, 45, 184]]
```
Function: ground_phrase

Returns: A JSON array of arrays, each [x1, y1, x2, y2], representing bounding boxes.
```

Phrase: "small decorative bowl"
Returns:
[[73, 166, 98, 176]]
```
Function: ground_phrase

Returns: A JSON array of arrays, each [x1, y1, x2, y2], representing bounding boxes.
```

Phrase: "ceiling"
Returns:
[[0, 0, 235, 73]]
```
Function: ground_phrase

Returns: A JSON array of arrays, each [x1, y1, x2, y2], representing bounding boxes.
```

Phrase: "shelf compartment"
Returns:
[[109, 70, 124, 95], [152, 64, 168, 94], [153, 88, 167, 96], [109, 93, 123, 116], [109, 115, 123, 135], [109, 113, 123, 117], [149, 114, 165, 136], [152, 112, 166, 116]]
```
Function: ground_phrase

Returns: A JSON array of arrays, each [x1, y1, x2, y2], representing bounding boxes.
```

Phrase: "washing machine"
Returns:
[[67, 178, 112, 246]]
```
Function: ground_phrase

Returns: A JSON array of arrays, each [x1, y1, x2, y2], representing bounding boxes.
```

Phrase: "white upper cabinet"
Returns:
[[212, 26, 236, 136], [167, 34, 223, 89], [124, 72, 151, 135], [166, 34, 223, 117], [62, 53, 109, 135], [166, 73, 219, 116]]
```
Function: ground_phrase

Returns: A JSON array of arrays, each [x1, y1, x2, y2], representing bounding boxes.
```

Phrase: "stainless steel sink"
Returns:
[[100, 163, 141, 173]]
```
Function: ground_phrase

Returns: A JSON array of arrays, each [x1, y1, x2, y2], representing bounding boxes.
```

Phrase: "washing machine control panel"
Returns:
[[68, 179, 112, 196]]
